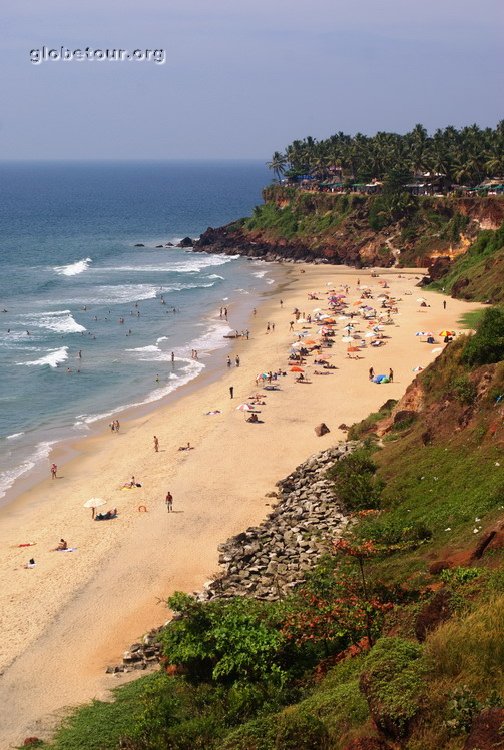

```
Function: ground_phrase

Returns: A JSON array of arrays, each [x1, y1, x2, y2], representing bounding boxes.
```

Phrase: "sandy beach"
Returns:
[[0, 263, 482, 746]]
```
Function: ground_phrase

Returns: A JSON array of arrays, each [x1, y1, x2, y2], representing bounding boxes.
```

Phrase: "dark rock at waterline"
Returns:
[[155, 244, 163, 248], [134, 243, 145, 247], [177, 237, 194, 248], [165, 242, 174, 247]]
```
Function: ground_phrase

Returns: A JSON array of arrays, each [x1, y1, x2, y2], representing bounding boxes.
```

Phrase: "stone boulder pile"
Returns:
[[199, 443, 354, 602]]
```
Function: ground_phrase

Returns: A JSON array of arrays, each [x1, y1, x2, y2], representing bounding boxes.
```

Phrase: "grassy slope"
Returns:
[[429, 222, 504, 303], [39, 325, 504, 750]]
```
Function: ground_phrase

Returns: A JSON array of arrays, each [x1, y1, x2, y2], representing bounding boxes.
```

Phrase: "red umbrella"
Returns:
[[290, 366, 304, 372]]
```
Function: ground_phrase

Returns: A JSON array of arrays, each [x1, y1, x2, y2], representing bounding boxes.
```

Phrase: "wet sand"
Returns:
[[0, 264, 481, 745]]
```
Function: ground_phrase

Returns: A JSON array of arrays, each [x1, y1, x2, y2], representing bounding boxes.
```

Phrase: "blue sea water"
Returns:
[[0, 161, 271, 501]]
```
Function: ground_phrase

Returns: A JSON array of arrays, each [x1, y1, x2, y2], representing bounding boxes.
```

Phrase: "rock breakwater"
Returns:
[[109, 442, 354, 673]]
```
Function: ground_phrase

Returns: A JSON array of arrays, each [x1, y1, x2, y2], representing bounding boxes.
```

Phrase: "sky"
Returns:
[[1, 0, 502, 160]]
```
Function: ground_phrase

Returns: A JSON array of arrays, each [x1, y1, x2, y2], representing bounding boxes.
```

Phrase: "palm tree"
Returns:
[[267, 151, 287, 182]]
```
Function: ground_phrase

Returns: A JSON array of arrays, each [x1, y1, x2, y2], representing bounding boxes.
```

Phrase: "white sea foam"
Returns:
[[156, 336, 169, 344], [82, 358, 204, 425], [183, 320, 234, 356], [6, 432, 25, 440], [61, 284, 158, 306], [207, 274, 225, 280], [266, 278, 275, 285], [54, 257, 92, 276], [102, 254, 237, 275], [252, 270, 268, 279], [19, 310, 86, 334], [18, 346, 69, 368], [0, 441, 56, 500]]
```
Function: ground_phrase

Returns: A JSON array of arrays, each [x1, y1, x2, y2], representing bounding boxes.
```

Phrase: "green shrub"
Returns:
[[220, 717, 277, 750], [275, 710, 330, 750], [327, 450, 385, 511], [162, 593, 288, 684], [360, 637, 426, 738], [356, 517, 432, 547], [451, 375, 477, 404], [462, 306, 504, 365], [439, 567, 481, 587], [443, 685, 481, 736]]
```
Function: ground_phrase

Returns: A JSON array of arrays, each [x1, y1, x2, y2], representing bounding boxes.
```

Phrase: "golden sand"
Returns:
[[0, 264, 481, 744]]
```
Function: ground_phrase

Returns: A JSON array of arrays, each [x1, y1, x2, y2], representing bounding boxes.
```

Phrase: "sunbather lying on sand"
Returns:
[[95, 508, 118, 521], [178, 442, 193, 451]]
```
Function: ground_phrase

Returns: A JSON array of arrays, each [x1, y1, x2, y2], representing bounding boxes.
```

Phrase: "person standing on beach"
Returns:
[[153, 436, 159, 453], [226, 356, 231, 367], [272, 322, 275, 332], [369, 367, 374, 381], [389, 368, 394, 382], [114, 419, 120, 433], [289, 321, 294, 331], [235, 355, 240, 367], [280, 299, 283, 307], [266, 322, 270, 333], [229, 386, 234, 399], [443, 300, 447, 309], [50, 463, 57, 479], [171, 351, 175, 367], [165, 492, 173, 512]]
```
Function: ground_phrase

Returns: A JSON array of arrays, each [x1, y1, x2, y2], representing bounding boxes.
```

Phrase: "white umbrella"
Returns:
[[342, 336, 354, 343], [291, 341, 303, 349], [236, 403, 253, 412], [312, 307, 323, 313], [83, 497, 106, 518], [417, 297, 427, 303], [338, 315, 349, 320], [365, 331, 376, 338]]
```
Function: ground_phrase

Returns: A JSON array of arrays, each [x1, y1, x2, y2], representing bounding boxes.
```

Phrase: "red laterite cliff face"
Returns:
[[194, 190, 504, 274]]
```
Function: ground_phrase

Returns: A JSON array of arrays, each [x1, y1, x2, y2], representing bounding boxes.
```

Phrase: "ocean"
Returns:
[[0, 160, 272, 503]]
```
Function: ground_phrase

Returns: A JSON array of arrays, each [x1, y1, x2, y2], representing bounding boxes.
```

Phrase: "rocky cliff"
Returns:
[[193, 189, 504, 272]]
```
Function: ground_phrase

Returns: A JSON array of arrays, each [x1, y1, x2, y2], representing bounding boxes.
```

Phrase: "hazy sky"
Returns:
[[1, 0, 502, 160]]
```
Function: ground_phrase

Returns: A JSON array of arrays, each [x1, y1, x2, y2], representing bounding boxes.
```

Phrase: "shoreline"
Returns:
[[0, 264, 482, 746], [0, 262, 283, 510]]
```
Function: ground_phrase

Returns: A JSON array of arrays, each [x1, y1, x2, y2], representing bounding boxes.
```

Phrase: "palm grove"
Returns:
[[267, 122, 504, 186]]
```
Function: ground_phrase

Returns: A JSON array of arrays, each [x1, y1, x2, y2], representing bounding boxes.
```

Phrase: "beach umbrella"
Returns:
[[439, 330, 455, 337], [417, 297, 427, 303], [413, 365, 424, 372], [353, 300, 364, 306], [290, 366, 304, 372], [236, 403, 253, 412], [342, 336, 354, 342], [347, 346, 360, 352], [415, 331, 430, 336], [365, 331, 376, 338], [338, 315, 349, 320], [83, 497, 106, 518], [377, 294, 388, 299], [304, 339, 317, 346], [312, 307, 323, 313]]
